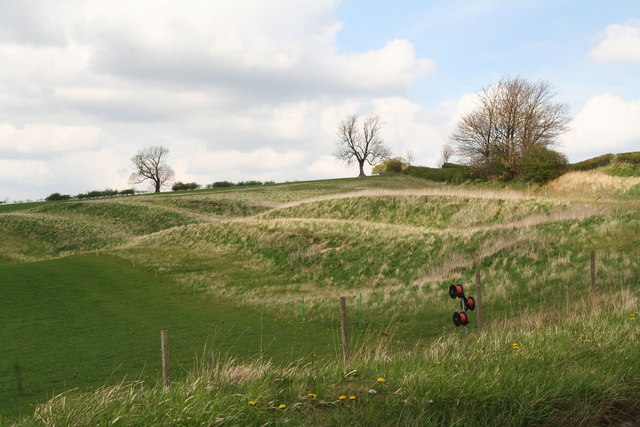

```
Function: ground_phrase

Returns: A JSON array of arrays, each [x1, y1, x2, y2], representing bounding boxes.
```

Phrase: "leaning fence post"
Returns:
[[475, 270, 483, 332], [161, 330, 170, 389], [339, 296, 349, 363], [358, 292, 363, 329], [590, 250, 596, 294]]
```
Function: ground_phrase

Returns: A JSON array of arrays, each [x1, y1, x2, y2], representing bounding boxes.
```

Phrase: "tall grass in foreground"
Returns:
[[16, 295, 640, 427]]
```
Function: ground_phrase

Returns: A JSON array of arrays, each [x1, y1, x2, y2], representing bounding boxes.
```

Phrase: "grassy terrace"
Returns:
[[1, 174, 639, 425]]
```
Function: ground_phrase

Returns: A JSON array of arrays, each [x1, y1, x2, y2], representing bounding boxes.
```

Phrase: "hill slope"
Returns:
[[1, 176, 639, 425]]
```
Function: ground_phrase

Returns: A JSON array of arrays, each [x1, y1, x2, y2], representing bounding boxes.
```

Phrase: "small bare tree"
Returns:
[[335, 114, 392, 177], [405, 149, 414, 166], [439, 144, 454, 167], [129, 146, 175, 193]]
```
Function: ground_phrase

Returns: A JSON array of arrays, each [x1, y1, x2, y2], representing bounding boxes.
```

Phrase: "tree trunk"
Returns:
[[155, 180, 161, 193], [358, 161, 366, 177]]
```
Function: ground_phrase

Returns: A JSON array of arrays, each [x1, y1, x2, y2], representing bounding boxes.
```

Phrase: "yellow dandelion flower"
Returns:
[[278, 404, 286, 409], [248, 401, 256, 406], [435, 361, 442, 365], [339, 395, 346, 400], [377, 377, 386, 382], [308, 393, 317, 398], [349, 395, 356, 400]]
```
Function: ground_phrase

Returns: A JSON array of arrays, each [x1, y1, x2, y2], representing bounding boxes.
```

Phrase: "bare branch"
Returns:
[[129, 146, 175, 193], [450, 76, 570, 178], [334, 114, 392, 177], [439, 144, 454, 167]]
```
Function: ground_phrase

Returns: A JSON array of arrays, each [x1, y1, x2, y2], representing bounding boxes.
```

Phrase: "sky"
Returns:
[[1, 0, 639, 201]]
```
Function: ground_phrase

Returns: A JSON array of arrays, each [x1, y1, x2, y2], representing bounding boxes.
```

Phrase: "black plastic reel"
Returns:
[[449, 284, 464, 299], [453, 311, 469, 327], [465, 296, 476, 311]]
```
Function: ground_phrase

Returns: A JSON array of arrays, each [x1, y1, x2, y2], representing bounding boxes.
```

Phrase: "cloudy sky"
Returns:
[[1, 0, 639, 201]]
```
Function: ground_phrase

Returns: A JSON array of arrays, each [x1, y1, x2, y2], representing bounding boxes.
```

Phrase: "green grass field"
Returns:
[[0, 255, 351, 418], [1, 175, 639, 425]]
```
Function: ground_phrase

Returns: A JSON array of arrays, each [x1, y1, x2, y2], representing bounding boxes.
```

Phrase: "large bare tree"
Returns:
[[335, 114, 392, 177], [451, 77, 569, 178], [129, 146, 175, 193]]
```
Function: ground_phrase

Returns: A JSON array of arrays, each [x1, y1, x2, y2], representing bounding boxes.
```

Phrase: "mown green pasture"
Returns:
[[0, 255, 346, 418]]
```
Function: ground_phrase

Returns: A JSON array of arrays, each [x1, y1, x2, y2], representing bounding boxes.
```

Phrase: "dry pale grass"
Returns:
[[274, 186, 530, 212], [253, 203, 605, 238], [199, 357, 272, 387], [548, 171, 640, 195]]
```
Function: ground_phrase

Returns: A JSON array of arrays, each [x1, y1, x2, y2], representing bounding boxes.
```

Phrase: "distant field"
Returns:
[[1, 175, 639, 424]]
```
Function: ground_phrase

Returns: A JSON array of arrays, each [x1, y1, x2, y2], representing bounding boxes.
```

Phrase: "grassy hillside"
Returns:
[[570, 151, 640, 177], [1, 175, 639, 425], [28, 306, 640, 426]]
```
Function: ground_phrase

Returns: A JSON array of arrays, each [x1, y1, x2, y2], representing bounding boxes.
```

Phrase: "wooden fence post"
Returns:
[[590, 250, 596, 294], [475, 269, 483, 332], [161, 330, 170, 389], [358, 292, 363, 329], [339, 297, 349, 363], [13, 363, 24, 395]]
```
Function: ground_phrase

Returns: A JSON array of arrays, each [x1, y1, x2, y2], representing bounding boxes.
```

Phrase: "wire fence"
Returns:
[[2, 248, 637, 417], [0, 317, 350, 417]]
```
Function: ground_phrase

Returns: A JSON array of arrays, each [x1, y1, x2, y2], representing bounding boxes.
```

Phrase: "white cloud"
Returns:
[[0, 123, 101, 155], [62, 0, 433, 99], [0, 159, 51, 201], [57, 148, 130, 192], [589, 21, 640, 64], [341, 40, 436, 92], [0, 159, 49, 181], [0, 0, 441, 201], [189, 147, 307, 175], [560, 94, 640, 158], [308, 155, 358, 177]]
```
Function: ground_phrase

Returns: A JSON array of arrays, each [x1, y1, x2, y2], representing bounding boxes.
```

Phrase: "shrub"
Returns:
[[442, 162, 464, 169], [403, 164, 469, 183], [616, 151, 640, 164], [119, 189, 135, 196], [236, 181, 262, 186], [75, 189, 125, 199], [172, 182, 201, 191], [570, 154, 614, 171], [84, 189, 119, 198], [372, 157, 408, 175], [520, 146, 568, 183], [45, 193, 72, 201], [209, 181, 235, 188]]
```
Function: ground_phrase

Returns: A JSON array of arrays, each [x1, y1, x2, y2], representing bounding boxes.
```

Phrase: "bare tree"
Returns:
[[335, 114, 392, 177], [451, 77, 569, 178], [129, 146, 175, 193], [439, 144, 454, 167], [405, 149, 414, 166]]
